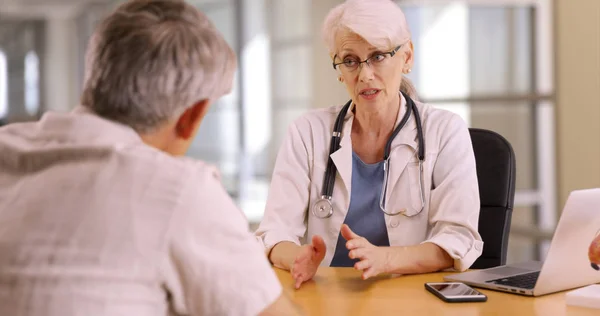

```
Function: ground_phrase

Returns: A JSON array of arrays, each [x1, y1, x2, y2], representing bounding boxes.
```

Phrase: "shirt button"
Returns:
[[475, 243, 483, 251], [390, 218, 400, 228]]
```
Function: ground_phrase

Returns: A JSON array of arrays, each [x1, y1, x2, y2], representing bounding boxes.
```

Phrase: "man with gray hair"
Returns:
[[0, 0, 299, 315]]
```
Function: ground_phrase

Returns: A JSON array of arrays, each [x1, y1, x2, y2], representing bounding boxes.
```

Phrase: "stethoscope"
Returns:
[[311, 91, 426, 219]]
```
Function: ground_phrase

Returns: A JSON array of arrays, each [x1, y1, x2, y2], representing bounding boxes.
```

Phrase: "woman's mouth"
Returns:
[[359, 89, 381, 100]]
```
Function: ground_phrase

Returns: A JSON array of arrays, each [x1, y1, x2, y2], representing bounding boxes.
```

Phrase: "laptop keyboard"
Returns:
[[486, 271, 540, 289]]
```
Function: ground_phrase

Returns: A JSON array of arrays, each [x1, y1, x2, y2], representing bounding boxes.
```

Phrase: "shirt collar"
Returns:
[[37, 105, 143, 145]]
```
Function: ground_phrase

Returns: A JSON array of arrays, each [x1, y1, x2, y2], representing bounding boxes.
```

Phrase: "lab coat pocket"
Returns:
[[388, 162, 425, 217], [405, 161, 425, 216]]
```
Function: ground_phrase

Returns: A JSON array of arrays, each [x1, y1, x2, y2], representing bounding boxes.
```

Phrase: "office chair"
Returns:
[[469, 128, 516, 269]]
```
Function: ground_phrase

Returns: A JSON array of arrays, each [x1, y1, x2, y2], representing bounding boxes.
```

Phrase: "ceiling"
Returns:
[[0, 0, 116, 19]]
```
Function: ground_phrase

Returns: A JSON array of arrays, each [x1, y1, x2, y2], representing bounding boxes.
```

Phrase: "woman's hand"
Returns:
[[341, 224, 392, 280], [290, 235, 326, 289]]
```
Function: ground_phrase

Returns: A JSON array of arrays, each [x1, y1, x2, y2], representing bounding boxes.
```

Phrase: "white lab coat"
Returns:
[[256, 95, 484, 271]]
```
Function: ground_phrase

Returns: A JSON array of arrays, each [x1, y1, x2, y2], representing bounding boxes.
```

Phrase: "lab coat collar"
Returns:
[[340, 93, 419, 151]]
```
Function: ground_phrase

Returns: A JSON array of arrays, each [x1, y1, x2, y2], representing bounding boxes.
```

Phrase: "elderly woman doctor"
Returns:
[[256, 0, 483, 289]]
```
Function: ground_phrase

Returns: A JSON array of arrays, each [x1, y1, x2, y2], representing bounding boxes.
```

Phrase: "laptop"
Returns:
[[444, 188, 600, 296]]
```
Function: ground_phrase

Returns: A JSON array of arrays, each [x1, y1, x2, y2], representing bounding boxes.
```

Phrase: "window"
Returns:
[[398, 0, 555, 263], [0, 49, 7, 119], [187, 0, 239, 180], [24, 51, 40, 116], [190, 0, 277, 222]]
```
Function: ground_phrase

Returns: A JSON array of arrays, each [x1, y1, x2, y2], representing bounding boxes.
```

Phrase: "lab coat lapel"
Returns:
[[330, 109, 354, 197], [328, 95, 420, 209], [385, 108, 419, 207]]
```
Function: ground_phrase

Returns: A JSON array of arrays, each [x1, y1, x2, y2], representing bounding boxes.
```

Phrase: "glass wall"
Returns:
[[179, 2, 556, 262], [189, 0, 313, 222], [0, 0, 555, 263], [398, 0, 555, 263], [24, 51, 40, 115], [0, 20, 44, 123], [187, 0, 242, 200], [0, 50, 7, 121]]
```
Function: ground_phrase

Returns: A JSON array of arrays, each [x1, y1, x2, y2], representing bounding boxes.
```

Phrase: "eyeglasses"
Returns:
[[332, 45, 402, 73]]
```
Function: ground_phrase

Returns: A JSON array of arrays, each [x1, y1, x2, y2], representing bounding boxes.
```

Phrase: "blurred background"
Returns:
[[0, 0, 597, 265]]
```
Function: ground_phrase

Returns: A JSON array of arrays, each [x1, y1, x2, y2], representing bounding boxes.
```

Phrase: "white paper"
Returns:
[[566, 284, 600, 309]]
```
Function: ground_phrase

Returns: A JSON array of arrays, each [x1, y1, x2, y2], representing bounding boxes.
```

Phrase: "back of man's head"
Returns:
[[81, 0, 236, 133]]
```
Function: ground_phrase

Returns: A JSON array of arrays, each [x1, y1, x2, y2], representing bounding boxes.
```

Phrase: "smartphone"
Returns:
[[425, 282, 487, 303]]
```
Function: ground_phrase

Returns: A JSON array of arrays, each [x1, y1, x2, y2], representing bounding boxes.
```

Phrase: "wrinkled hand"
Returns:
[[341, 224, 392, 280], [290, 235, 326, 289]]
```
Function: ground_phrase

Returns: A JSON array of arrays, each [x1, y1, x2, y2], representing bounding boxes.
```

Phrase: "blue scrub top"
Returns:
[[330, 152, 390, 267]]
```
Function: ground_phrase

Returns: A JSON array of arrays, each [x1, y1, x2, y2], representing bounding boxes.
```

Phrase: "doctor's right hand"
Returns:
[[291, 235, 326, 289]]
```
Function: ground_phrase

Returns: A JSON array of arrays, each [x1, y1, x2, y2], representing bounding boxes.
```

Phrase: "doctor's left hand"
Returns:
[[341, 224, 392, 280]]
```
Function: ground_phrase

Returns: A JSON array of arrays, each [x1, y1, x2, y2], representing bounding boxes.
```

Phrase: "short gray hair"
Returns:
[[81, 0, 236, 132]]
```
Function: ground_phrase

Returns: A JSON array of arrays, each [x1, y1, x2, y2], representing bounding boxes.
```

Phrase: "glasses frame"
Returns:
[[332, 45, 403, 71]]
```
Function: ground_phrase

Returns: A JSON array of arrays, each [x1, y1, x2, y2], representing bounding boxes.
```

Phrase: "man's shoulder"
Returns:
[[171, 155, 222, 182], [122, 146, 222, 186], [0, 120, 39, 137]]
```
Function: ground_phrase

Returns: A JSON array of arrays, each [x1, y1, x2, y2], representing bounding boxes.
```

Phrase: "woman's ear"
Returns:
[[403, 41, 415, 71]]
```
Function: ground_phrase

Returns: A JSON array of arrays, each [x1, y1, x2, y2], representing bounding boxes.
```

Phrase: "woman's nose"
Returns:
[[358, 63, 375, 82]]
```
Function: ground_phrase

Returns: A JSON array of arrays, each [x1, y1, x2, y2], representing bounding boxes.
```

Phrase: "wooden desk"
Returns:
[[275, 267, 598, 315]]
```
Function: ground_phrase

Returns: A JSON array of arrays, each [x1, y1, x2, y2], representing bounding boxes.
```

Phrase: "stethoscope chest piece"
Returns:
[[312, 196, 334, 218]]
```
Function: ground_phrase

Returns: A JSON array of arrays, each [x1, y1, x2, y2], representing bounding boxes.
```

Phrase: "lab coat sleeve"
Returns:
[[162, 165, 282, 316], [423, 114, 483, 271], [255, 119, 311, 255]]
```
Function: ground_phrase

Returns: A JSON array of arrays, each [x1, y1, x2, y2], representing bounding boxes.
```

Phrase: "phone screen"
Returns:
[[427, 282, 484, 298]]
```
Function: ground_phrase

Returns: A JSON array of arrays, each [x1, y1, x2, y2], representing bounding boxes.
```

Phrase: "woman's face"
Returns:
[[334, 31, 413, 111]]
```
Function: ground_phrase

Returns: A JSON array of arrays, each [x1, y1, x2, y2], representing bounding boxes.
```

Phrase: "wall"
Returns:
[[311, 0, 347, 109], [554, 0, 600, 208]]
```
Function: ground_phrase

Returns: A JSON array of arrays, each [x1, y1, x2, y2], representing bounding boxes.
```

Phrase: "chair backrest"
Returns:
[[469, 128, 516, 269]]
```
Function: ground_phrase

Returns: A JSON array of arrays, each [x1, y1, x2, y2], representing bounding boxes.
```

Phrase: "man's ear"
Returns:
[[175, 99, 210, 140]]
